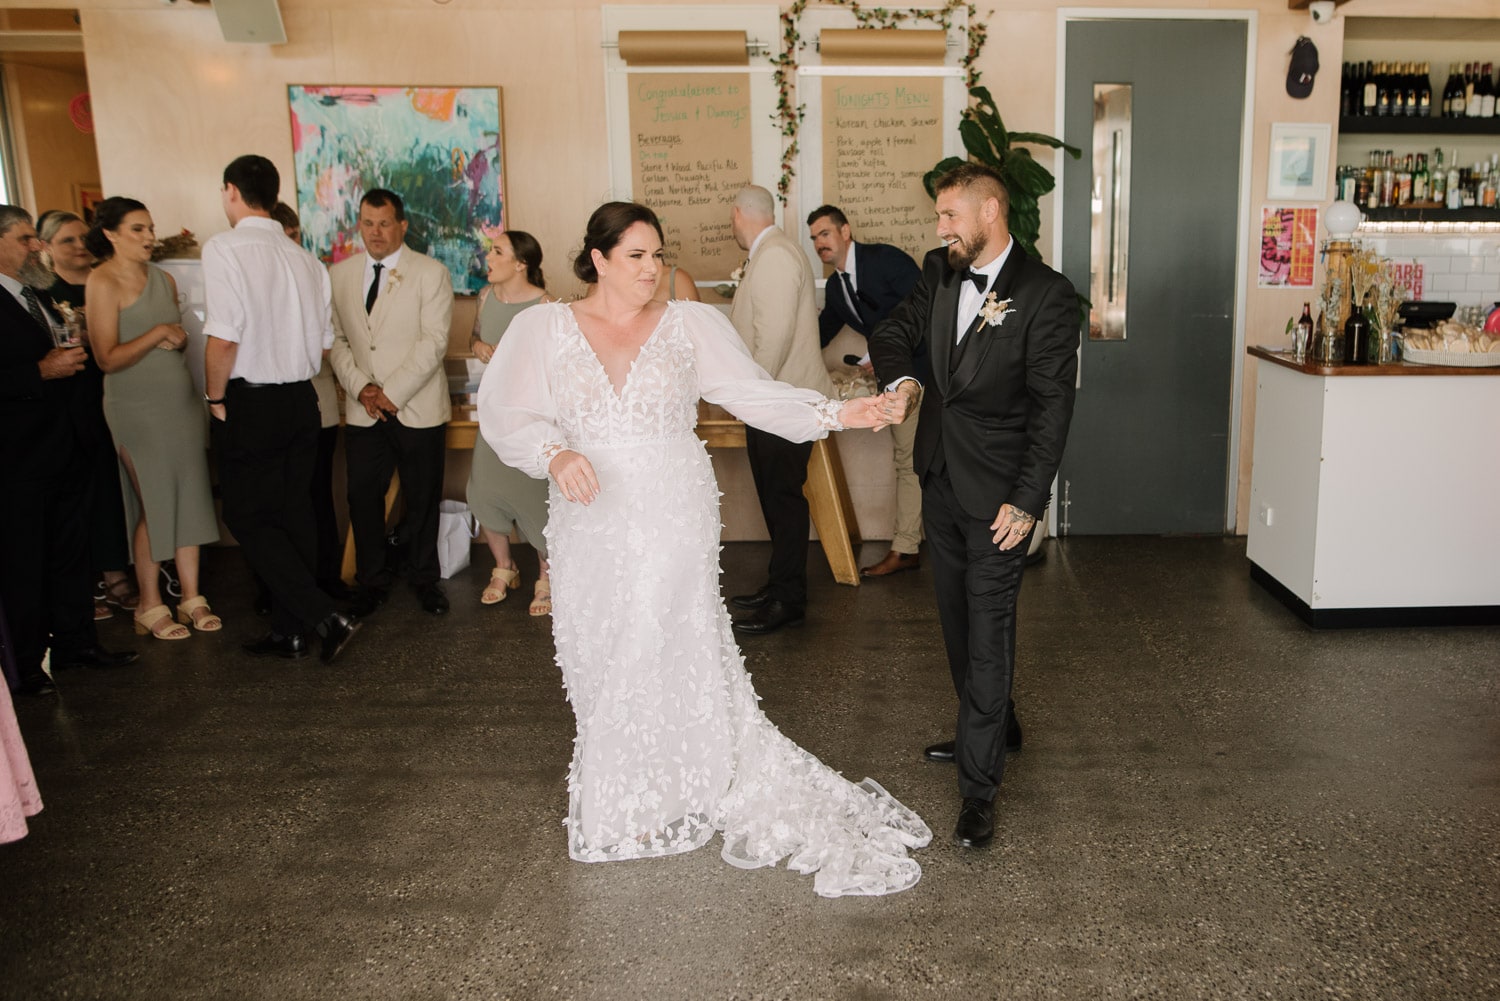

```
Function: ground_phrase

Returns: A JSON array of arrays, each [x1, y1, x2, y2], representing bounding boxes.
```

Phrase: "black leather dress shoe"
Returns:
[[954, 797, 995, 848], [51, 646, 140, 670], [348, 587, 388, 619], [923, 716, 1023, 762], [416, 583, 449, 616], [243, 633, 309, 659], [316, 612, 362, 664], [729, 585, 773, 611], [13, 670, 57, 696], [732, 600, 805, 635]]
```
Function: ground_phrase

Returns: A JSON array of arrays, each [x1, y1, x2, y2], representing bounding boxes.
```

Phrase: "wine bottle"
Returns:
[[1404, 62, 1419, 117], [1295, 303, 1314, 362], [1466, 62, 1482, 117], [1344, 290, 1371, 366], [1480, 63, 1496, 119], [1362, 60, 1379, 117], [1418, 62, 1432, 117], [1446, 62, 1463, 117], [1377, 62, 1393, 117]]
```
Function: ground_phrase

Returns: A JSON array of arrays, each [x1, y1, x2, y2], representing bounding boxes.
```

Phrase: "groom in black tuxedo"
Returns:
[[869, 164, 1078, 848]]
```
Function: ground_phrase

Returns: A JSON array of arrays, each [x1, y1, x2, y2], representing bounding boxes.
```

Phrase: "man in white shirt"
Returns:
[[202, 155, 360, 664], [328, 189, 454, 618]]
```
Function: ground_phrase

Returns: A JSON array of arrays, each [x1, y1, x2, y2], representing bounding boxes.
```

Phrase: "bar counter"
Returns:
[[1245, 346, 1500, 627]]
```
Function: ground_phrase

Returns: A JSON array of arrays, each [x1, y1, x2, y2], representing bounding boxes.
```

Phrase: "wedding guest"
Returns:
[[330, 189, 455, 618], [650, 259, 702, 303], [202, 154, 360, 662], [85, 197, 222, 641], [725, 185, 834, 635], [806, 204, 924, 579], [37, 209, 139, 620], [479, 200, 927, 896], [466, 230, 553, 614], [870, 163, 1080, 849], [0, 204, 138, 694]]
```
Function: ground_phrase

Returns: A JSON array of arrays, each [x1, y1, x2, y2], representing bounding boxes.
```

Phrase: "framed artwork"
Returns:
[[1266, 123, 1329, 202], [287, 85, 504, 293], [73, 183, 103, 224], [1258, 206, 1318, 289]]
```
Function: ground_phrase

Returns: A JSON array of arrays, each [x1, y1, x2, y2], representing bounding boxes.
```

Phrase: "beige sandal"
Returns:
[[135, 603, 190, 640], [529, 577, 552, 617], [175, 595, 222, 632], [481, 566, 521, 605]]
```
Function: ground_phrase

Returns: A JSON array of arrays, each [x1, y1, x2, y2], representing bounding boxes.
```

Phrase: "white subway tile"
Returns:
[[1427, 273, 1469, 292], [1464, 273, 1500, 293], [1450, 255, 1487, 275], [1469, 238, 1500, 256], [1485, 256, 1500, 275], [1422, 257, 1451, 274]]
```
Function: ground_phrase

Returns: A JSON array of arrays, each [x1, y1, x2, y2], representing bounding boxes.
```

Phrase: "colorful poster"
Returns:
[[288, 86, 504, 293], [1258, 206, 1317, 289]]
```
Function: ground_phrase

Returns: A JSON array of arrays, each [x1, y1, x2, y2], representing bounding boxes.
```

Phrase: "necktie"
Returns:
[[365, 262, 384, 314], [839, 271, 864, 325], [966, 269, 989, 294], [20, 286, 51, 333]]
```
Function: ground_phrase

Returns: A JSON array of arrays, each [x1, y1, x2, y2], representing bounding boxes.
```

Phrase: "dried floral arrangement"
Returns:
[[150, 229, 199, 261]]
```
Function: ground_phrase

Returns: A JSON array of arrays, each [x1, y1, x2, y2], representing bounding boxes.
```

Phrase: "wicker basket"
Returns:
[[1401, 347, 1500, 368]]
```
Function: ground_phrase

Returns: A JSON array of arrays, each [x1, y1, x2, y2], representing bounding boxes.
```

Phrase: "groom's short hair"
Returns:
[[934, 163, 1009, 222]]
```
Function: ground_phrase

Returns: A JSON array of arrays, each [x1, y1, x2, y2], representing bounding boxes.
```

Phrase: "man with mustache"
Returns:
[[869, 163, 1079, 848]]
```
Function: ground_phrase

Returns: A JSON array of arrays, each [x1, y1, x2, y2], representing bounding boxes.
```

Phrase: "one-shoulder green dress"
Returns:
[[466, 293, 550, 559], [102, 265, 220, 562]]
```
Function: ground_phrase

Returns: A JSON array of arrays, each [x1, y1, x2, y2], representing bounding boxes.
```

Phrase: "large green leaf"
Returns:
[[958, 118, 996, 163], [1004, 151, 1057, 199], [1008, 132, 1083, 159]]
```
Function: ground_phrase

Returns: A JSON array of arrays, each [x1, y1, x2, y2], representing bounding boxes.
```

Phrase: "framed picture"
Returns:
[[287, 85, 505, 293], [1266, 123, 1329, 202], [72, 183, 103, 224], [1258, 206, 1318, 288]]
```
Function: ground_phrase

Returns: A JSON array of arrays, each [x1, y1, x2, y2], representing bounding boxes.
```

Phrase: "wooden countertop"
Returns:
[[1248, 345, 1500, 377]]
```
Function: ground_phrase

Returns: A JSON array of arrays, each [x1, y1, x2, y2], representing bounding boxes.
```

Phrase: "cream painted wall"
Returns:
[[56, 0, 1492, 538], [2, 57, 99, 217]]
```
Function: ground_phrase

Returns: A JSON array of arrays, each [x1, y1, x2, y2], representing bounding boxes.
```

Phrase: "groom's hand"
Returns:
[[990, 504, 1036, 551], [880, 381, 920, 425]]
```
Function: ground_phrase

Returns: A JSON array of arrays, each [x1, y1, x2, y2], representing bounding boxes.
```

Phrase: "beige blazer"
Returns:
[[329, 245, 454, 429], [728, 226, 834, 397]]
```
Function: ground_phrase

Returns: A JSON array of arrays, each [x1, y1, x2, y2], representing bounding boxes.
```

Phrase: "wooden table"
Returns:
[[342, 406, 863, 586]]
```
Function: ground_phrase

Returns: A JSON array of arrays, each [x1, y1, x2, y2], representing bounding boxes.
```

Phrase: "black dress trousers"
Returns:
[[343, 418, 446, 590], [744, 426, 814, 607]]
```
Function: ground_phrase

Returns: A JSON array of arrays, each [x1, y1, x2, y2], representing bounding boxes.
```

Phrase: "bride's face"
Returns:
[[595, 221, 663, 302]]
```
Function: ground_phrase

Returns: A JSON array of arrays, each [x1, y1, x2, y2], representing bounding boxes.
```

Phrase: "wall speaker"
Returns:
[[212, 0, 287, 45]]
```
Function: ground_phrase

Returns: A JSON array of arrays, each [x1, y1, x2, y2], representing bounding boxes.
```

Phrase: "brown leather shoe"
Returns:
[[861, 550, 921, 577]]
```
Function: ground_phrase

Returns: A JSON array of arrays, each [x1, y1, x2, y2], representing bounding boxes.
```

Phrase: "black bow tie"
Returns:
[[966, 269, 989, 294]]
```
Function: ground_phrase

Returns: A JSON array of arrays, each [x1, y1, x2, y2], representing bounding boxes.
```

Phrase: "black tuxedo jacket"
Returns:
[[818, 241, 922, 346], [869, 244, 1079, 521], [0, 287, 95, 480]]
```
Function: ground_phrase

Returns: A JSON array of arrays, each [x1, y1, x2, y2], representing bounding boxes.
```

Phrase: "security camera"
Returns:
[[1309, 1, 1337, 25]]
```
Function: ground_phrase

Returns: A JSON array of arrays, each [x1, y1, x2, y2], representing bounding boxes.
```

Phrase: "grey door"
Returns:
[[1059, 19, 1246, 535]]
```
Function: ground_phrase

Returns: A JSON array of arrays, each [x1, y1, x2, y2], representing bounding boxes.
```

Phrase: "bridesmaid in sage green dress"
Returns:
[[84, 198, 221, 641], [467, 230, 553, 615]]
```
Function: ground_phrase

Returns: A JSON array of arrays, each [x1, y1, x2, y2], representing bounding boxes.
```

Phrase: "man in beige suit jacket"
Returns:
[[726, 184, 834, 635], [329, 189, 455, 617]]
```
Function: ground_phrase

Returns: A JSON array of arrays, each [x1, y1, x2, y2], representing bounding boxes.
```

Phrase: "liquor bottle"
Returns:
[[1447, 159, 1463, 209], [1413, 153, 1429, 203], [1396, 154, 1413, 206], [1480, 63, 1496, 119], [1431, 147, 1447, 205], [1418, 62, 1433, 117], [1344, 290, 1371, 365], [1295, 303, 1314, 362], [1362, 60, 1379, 116]]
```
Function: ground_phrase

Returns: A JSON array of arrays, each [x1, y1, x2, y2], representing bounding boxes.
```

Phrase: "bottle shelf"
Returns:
[[1360, 206, 1500, 223], [1339, 116, 1500, 136]]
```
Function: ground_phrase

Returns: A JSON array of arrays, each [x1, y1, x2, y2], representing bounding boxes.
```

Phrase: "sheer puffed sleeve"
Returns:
[[477, 303, 567, 479], [683, 302, 843, 443]]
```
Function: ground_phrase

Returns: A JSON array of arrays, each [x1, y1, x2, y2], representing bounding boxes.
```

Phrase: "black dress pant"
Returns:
[[0, 450, 98, 675], [213, 379, 335, 637], [344, 419, 445, 590], [922, 466, 1030, 802], [744, 426, 813, 607], [311, 425, 341, 588]]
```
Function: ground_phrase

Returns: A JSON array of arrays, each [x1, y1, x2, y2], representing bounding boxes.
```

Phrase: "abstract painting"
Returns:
[[288, 85, 504, 293]]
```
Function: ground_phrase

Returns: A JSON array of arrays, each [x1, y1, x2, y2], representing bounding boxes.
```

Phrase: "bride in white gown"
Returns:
[[479, 203, 931, 897]]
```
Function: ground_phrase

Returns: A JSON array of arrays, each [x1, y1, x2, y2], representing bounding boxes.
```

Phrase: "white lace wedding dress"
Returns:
[[478, 300, 930, 898]]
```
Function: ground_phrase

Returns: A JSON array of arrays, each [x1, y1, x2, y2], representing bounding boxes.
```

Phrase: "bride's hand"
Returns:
[[837, 396, 888, 431], [549, 449, 600, 505]]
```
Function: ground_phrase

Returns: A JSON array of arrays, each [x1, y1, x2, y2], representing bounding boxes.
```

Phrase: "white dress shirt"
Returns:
[[202, 215, 333, 384], [0, 273, 60, 339], [955, 235, 1014, 344], [837, 242, 861, 317], [362, 245, 403, 306]]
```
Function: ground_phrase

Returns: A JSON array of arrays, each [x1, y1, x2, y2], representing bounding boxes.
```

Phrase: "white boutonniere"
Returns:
[[979, 292, 1015, 329], [384, 268, 403, 294]]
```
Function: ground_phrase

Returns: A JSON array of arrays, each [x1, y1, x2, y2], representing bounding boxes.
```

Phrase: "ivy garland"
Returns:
[[770, 0, 990, 202]]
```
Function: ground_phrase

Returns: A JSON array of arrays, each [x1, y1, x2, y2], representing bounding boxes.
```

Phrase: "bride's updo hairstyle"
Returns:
[[572, 201, 664, 284]]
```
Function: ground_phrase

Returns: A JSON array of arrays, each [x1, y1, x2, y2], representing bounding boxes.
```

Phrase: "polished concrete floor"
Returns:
[[3, 537, 1497, 1001]]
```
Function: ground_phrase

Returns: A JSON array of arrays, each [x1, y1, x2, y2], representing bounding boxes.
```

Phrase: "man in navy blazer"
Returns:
[[869, 165, 1079, 849], [0, 205, 137, 695], [807, 205, 925, 578]]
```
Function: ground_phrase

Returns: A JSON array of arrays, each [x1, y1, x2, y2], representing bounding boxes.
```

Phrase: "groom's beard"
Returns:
[[20, 254, 55, 290], [944, 229, 988, 272]]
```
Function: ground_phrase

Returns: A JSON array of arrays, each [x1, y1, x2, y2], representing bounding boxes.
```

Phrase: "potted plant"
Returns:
[[924, 85, 1082, 263]]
